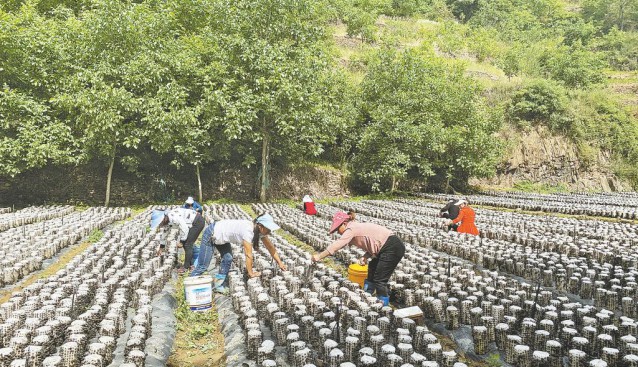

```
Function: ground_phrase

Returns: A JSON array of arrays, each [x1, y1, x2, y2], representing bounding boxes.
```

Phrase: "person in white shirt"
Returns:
[[190, 213, 287, 293], [151, 208, 205, 274]]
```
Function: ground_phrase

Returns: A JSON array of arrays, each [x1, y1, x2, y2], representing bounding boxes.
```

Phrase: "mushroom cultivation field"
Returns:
[[200, 197, 638, 367], [2, 195, 638, 367]]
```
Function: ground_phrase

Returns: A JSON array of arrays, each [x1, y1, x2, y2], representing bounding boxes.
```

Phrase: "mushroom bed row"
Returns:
[[329, 200, 638, 314], [420, 192, 638, 219], [0, 208, 131, 288], [211, 204, 465, 367], [0, 209, 176, 367], [0, 207, 75, 233]]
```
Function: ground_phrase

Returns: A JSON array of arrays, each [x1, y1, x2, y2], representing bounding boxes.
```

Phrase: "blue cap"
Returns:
[[255, 213, 280, 231], [150, 210, 167, 229]]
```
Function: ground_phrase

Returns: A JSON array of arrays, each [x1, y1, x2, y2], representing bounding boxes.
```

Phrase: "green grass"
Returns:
[[511, 180, 569, 193], [173, 278, 220, 340], [168, 277, 225, 367], [86, 229, 104, 243], [485, 353, 503, 367]]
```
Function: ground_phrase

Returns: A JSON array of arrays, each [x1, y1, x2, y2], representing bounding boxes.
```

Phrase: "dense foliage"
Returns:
[[1, 0, 638, 201]]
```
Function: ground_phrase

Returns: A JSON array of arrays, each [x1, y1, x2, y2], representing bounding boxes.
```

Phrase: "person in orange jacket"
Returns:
[[448, 199, 479, 235]]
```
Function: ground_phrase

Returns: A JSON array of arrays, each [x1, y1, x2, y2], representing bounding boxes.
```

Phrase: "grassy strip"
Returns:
[[0, 207, 141, 303], [238, 204, 256, 217], [0, 228, 104, 303], [167, 277, 225, 367]]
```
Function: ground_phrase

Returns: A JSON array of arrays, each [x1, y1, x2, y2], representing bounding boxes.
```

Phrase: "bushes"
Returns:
[[508, 79, 568, 129], [572, 91, 638, 163], [539, 43, 605, 88], [351, 47, 501, 192], [593, 28, 638, 71]]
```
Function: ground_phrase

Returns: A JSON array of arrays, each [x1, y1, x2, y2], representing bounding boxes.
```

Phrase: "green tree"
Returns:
[[0, 4, 77, 176], [593, 27, 638, 71], [141, 0, 230, 203], [446, 0, 479, 21], [0, 88, 75, 176], [53, 0, 173, 206], [343, 5, 379, 42], [539, 42, 605, 88], [501, 48, 521, 80], [354, 47, 500, 192], [210, 0, 350, 202], [583, 0, 638, 31]]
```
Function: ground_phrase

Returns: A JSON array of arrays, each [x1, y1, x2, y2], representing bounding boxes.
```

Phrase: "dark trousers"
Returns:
[[183, 213, 205, 269], [367, 235, 405, 297], [441, 213, 458, 231]]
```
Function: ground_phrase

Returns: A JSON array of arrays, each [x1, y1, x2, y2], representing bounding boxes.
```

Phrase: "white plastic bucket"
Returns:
[[184, 275, 213, 312]]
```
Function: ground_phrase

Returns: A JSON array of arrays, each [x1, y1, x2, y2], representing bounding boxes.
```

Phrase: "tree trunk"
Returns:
[[619, 0, 626, 31], [259, 131, 270, 203], [391, 175, 397, 193], [105, 147, 116, 207], [196, 164, 203, 203]]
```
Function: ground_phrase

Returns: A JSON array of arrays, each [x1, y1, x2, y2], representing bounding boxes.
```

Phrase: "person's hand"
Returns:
[[358, 256, 367, 266], [447, 220, 454, 226], [248, 271, 262, 278], [278, 262, 288, 271], [311, 253, 321, 263]]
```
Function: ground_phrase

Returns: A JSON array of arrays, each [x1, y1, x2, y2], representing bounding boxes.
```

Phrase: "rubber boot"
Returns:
[[213, 274, 228, 294], [377, 295, 390, 307], [364, 280, 374, 294]]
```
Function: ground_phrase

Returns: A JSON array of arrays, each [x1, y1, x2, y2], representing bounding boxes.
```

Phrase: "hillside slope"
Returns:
[[330, 4, 638, 192]]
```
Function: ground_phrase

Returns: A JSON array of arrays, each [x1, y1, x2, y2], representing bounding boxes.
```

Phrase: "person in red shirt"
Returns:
[[448, 199, 479, 235], [311, 211, 405, 306], [302, 195, 317, 215]]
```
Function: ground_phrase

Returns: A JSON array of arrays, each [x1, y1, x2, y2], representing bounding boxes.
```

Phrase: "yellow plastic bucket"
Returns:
[[348, 264, 368, 288]]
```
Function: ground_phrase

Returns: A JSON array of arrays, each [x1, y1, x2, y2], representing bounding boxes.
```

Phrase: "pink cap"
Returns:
[[329, 211, 350, 234]]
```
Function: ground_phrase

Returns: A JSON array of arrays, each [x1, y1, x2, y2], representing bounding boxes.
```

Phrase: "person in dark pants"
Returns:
[[151, 208, 205, 274], [311, 211, 405, 306], [190, 214, 287, 293], [440, 199, 460, 231]]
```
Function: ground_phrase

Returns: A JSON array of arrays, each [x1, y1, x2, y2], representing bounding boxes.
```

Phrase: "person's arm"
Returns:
[[440, 202, 451, 213], [312, 230, 353, 262], [262, 236, 287, 271], [242, 240, 261, 278], [452, 209, 465, 224], [358, 251, 373, 265]]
